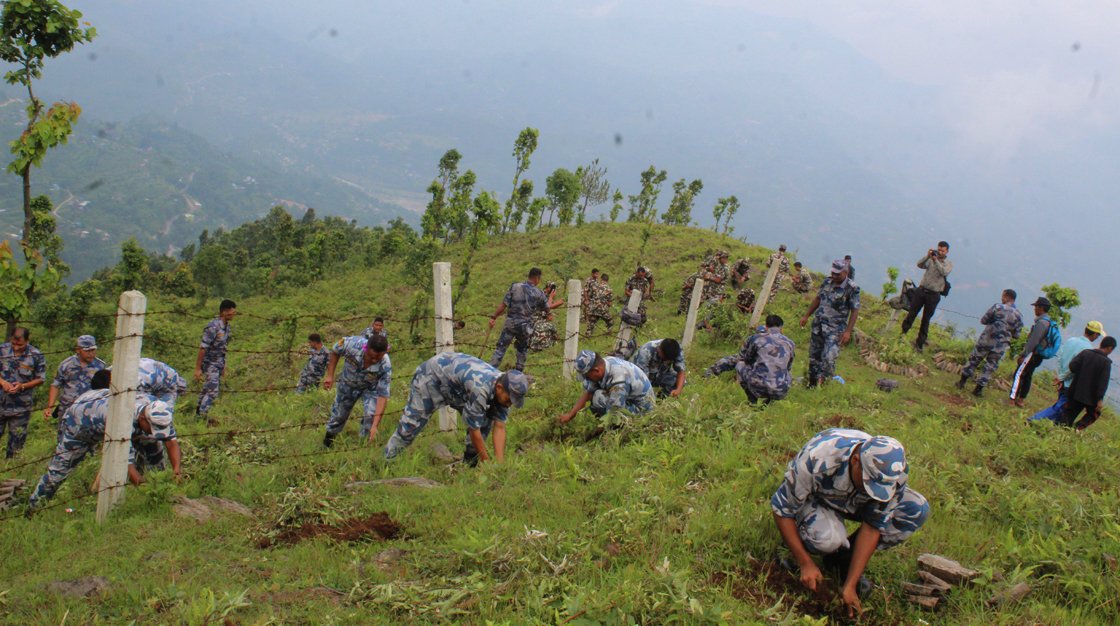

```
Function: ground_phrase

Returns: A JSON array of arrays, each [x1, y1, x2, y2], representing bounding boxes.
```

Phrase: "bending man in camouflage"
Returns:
[[706, 315, 795, 403], [632, 338, 686, 398], [624, 266, 653, 316], [195, 299, 236, 418], [772, 429, 929, 618], [384, 353, 528, 465], [44, 335, 106, 443], [956, 289, 1023, 397], [558, 350, 654, 423], [322, 334, 391, 446], [800, 260, 860, 387], [730, 257, 751, 289], [297, 333, 329, 392], [0, 327, 46, 458], [135, 357, 189, 470], [28, 370, 181, 510], [489, 267, 553, 371], [791, 262, 814, 294], [766, 245, 791, 296]]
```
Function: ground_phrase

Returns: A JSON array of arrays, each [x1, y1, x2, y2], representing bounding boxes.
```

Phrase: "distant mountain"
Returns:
[[0, 100, 410, 278]]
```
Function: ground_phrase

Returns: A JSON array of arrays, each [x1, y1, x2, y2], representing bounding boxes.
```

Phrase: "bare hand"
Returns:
[[489, 317, 497, 328], [669, 389, 682, 397], [842, 585, 863, 618], [193, 368, 203, 381], [840, 330, 852, 346], [322, 376, 334, 391], [43, 407, 54, 419], [557, 412, 573, 424], [799, 561, 823, 592], [800, 316, 809, 328], [367, 425, 379, 442]]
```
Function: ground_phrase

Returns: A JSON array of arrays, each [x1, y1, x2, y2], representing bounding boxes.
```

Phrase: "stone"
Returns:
[[200, 496, 254, 517], [875, 378, 899, 392], [902, 582, 944, 596], [429, 442, 458, 463], [987, 582, 1031, 607], [906, 594, 940, 609], [172, 495, 253, 522], [346, 477, 443, 490], [46, 576, 110, 598], [917, 554, 979, 585], [916, 570, 953, 592]]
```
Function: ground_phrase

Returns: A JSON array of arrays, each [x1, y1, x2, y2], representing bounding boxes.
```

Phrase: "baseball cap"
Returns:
[[574, 350, 597, 375], [499, 370, 529, 408], [1031, 297, 1051, 310], [141, 400, 175, 439], [1086, 320, 1106, 336], [77, 335, 97, 349], [859, 436, 908, 502], [830, 259, 848, 275]]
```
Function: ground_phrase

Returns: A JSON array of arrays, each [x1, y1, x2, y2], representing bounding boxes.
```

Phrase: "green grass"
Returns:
[[2, 223, 1117, 625]]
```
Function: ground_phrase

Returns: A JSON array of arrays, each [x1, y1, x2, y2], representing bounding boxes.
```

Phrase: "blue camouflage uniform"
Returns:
[[28, 390, 176, 507], [325, 337, 391, 439], [490, 281, 549, 371], [135, 358, 187, 467], [384, 352, 507, 461], [50, 354, 108, 441], [0, 341, 46, 457], [198, 318, 231, 416], [361, 327, 391, 349], [771, 429, 929, 555], [631, 340, 685, 396], [709, 328, 795, 402], [580, 354, 655, 416], [961, 302, 1024, 388], [808, 279, 860, 383], [297, 345, 329, 392]]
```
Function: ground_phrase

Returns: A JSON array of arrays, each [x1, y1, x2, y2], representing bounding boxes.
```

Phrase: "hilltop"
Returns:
[[1, 223, 1117, 625]]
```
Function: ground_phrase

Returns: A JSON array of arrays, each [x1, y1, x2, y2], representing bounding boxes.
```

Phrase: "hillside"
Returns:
[[1, 224, 1117, 624], [0, 100, 410, 279]]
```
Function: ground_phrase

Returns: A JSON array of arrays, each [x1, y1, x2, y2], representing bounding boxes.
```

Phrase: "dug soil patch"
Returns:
[[258, 512, 403, 548]]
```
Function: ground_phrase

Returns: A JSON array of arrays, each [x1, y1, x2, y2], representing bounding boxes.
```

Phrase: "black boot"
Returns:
[[973, 384, 984, 397], [956, 375, 968, 390], [322, 432, 335, 448]]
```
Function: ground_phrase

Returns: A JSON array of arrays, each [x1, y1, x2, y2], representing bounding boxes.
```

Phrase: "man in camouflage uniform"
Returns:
[[44, 335, 106, 443], [383, 352, 528, 465], [322, 334, 391, 446], [705, 315, 795, 403], [558, 350, 654, 423], [800, 260, 861, 387], [730, 257, 752, 289], [767, 244, 792, 296], [28, 374, 181, 510], [772, 429, 929, 618], [195, 299, 236, 418], [582, 269, 600, 317], [0, 327, 46, 458], [791, 262, 814, 294], [624, 266, 653, 316], [585, 273, 614, 333], [489, 267, 553, 371], [631, 338, 686, 398], [529, 282, 562, 352], [134, 357, 189, 470], [361, 317, 391, 352], [956, 289, 1024, 397], [702, 250, 731, 302], [297, 333, 329, 392], [735, 288, 757, 315]]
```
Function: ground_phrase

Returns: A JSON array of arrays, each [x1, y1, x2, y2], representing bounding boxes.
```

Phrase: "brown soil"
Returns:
[[934, 392, 970, 408], [823, 414, 859, 429], [257, 512, 403, 548]]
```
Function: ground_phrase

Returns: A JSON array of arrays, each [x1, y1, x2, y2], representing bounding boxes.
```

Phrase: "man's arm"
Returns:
[[492, 421, 506, 462], [489, 302, 508, 328], [671, 371, 686, 397], [774, 513, 823, 591], [194, 348, 206, 380], [468, 428, 490, 462], [1019, 320, 1048, 362], [558, 390, 593, 423], [322, 353, 340, 390], [165, 439, 182, 478], [126, 464, 145, 486], [800, 296, 821, 327], [841, 308, 860, 346], [841, 523, 881, 618], [43, 384, 61, 419], [367, 396, 388, 441]]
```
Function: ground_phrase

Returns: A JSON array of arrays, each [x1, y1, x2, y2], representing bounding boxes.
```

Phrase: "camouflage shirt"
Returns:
[[502, 281, 549, 325], [632, 339, 686, 382], [625, 274, 651, 301], [740, 329, 795, 395], [0, 342, 46, 416], [199, 318, 232, 370], [61, 389, 176, 462], [767, 252, 791, 275], [977, 303, 1024, 349], [332, 337, 392, 395], [302, 345, 329, 379], [813, 278, 861, 327], [137, 358, 188, 400], [736, 288, 757, 312], [581, 356, 653, 409], [415, 352, 508, 430], [51, 355, 108, 415]]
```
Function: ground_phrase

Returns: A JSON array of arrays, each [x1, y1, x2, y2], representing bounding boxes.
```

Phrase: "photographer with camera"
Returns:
[[900, 241, 952, 351]]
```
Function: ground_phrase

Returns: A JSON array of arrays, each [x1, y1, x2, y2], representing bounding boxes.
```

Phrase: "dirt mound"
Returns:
[[710, 560, 848, 623], [258, 512, 403, 548]]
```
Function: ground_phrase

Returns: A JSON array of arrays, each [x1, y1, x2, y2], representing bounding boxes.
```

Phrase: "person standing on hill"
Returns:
[[706, 315, 795, 403], [582, 268, 600, 316], [1030, 321, 1105, 423], [625, 266, 653, 313], [631, 338, 686, 398], [772, 429, 929, 618], [844, 255, 856, 281], [1059, 336, 1115, 430], [529, 282, 563, 352], [1008, 297, 1059, 407], [800, 260, 861, 387], [361, 317, 391, 352], [900, 242, 952, 351], [489, 267, 553, 372], [956, 289, 1023, 397], [383, 353, 528, 466], [43, 335, 106, 442], [195, 299, 236, 419], [321, 334, 391, 447], [558, 350, 654, 423], [585, 273, 614, 333], [0, 327, 45, 458], [766, 245, 791, 296], [296, 333, 329, 393]]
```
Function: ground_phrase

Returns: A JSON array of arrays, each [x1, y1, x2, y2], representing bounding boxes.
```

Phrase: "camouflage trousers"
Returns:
[[325, 382, 383, 439], [588, 388, 655, 417], [28, 436, 95, 508], [197, 364, 223, 416], [795, 489, 929, 554], [647, 369, 680, 397], [678, 285, 695, 314], [528, 320, 557, 352], [490, 320, 532, 371], [132, 438, 167, 472], [0, 412, 30, 458], [961, 343, 1008, 388], [770, 273, 787, 297], [808, 322, 843, 382], [586, 310, 613, 334], [296, 370, 324, 393]]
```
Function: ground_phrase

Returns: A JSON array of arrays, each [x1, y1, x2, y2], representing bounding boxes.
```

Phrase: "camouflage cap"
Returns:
[[499, 370, 529, 408], [76, 335, 97, 349], [574, 350, 597, 375], [715, 249, 729, 258], [859, 436, 908, 502], [141, 399, 175, 440], [830, 259, 848, 275], [778, 244, 787, 251]]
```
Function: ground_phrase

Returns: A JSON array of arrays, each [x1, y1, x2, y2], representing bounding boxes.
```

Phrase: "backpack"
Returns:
[[620, 307, 646, 327], [1037, 316, 1062, 359], [940, 280, 951, 297]]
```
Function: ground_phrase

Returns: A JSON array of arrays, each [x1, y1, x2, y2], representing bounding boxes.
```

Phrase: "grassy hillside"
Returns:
[[1, 223, 1117, 625]]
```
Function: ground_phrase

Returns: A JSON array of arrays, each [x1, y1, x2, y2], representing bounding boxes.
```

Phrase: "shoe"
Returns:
[[322, 433, 335, 448], [972, 384, 984, 397], [955, 375, 968, 390]]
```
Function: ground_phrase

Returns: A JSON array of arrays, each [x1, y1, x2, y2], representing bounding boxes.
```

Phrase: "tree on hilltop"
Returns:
[[627, 166, 667, 223], [662, 178, 703, 226], [545, 167, 582, 227], [502, 128, 538, 233], [574, 159, 610, 226]]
